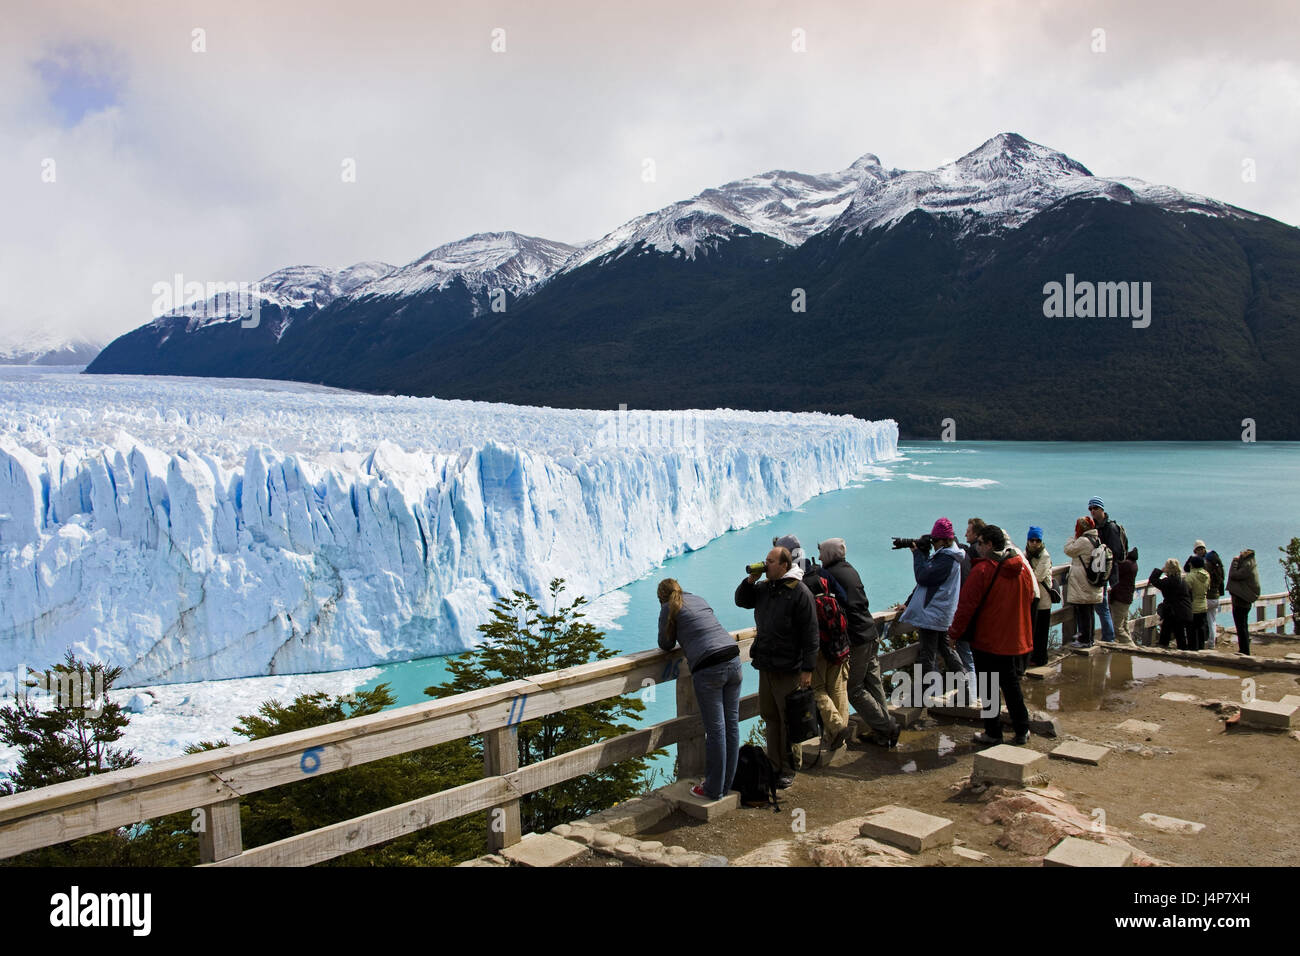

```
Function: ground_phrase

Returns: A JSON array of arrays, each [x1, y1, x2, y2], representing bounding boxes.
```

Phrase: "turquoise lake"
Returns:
[[357, 440, 1299, 758]]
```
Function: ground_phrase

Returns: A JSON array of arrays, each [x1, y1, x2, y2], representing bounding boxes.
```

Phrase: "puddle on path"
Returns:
[[1022, 652, 1239, 713]]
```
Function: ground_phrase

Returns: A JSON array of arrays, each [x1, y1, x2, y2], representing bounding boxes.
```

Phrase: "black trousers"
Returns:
[[1159, 617, 1190, 649], [1232, 597, 1252, 654], [1031, 608, 1051, 665], [1190, 612, 1208, 650], [1073, 604, 1096, 645], [972, 648, 1030, 739]]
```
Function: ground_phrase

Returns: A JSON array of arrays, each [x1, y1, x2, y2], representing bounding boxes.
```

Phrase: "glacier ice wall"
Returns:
[[0, 372, 897, 685]]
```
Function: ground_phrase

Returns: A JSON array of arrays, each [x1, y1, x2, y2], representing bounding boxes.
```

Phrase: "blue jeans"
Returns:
[[692, 657, 743, 799], [1097, 585, 1115, 641], [956, 640, 978, 695]]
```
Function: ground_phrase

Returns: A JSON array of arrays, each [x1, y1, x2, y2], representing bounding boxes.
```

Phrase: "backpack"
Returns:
[[813, 591, 851, 663], [732, 743, 781, 811], [1207, 553, 1225, 598], [1083, 541, 1113, 587]]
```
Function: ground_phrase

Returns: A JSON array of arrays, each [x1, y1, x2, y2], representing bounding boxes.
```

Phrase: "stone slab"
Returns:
[[858, 805, 954, 853], [1050, 741, 1110, 765], [1115, 719, 1161, 736], [1285, 654, 1300, 661], [1279, 694, 1300, 708], [1139, 812, 1206, 835], [951, 845, 990, 862], [499, 832, 590, 867], [972, 744, 1048, 785], [1160, 692, 1199, 702], [663, 780, 740, 822], [794, 736, 856, 768], [927, 703, 985, 720], [1239, 699, 1297, 729], [1024, 665, 1057, 680], [1043, 836, 1132, 867], [889, 706, 924, 728]]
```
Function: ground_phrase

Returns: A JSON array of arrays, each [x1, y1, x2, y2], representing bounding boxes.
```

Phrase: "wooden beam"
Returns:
[[483, 727, 521, 852], [197, 798, 243, 863]]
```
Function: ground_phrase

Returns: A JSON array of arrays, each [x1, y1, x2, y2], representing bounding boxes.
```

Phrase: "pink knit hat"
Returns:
[[930, 517, 955, 539]]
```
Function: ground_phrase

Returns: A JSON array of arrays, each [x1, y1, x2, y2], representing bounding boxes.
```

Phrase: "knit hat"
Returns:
[[1087, 496, 1104, 510], [930, 517, 955, 540], [772, 534, 803, 561], [1194, 540, 1206, 551], [1027, 526, 1044, 541]]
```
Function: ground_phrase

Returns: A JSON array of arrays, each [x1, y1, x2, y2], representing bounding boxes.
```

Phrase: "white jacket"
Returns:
[[1063, 531, 1104, 605]]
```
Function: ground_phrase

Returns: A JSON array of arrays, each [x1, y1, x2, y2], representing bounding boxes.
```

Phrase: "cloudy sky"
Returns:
[[2, 0, 1297, 347]]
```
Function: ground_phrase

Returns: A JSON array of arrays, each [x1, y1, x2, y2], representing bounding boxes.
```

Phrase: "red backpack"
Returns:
[[813, 590, 851, 664]]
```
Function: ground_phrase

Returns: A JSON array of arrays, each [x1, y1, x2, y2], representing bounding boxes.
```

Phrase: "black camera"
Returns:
[[891, 534, 933, 551]]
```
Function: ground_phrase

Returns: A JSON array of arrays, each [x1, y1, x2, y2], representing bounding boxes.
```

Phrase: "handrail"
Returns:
[[0, 564, 1290, 865]]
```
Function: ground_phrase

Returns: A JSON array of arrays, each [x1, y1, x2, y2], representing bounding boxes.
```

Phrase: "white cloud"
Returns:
[[1, 0, 1296, 348]]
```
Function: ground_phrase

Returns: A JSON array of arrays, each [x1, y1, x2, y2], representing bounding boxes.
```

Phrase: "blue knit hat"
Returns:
[[1087, 496, 1104, 509], [1027, 526, 1044, 541]]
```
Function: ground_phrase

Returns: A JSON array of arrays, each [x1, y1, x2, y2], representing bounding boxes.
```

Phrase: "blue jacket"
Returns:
[[897, 544, 965, 632]]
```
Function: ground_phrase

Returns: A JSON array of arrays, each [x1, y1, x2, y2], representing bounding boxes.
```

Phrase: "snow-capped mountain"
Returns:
[[0, 332, 104, 366], [829, 132, 1250, 237], [161, 260, 397, 335], [357, 232, 577, 299], [557, 154, 890, 274]]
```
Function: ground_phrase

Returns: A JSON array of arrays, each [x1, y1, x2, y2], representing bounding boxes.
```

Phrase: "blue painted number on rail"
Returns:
[[301, 746, 325, 774], [507, 694, 528, 727]]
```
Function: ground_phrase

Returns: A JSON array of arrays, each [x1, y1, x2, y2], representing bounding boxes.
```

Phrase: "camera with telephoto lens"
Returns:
[[891, 534, 933, 552], [745, 562, 766, 575]]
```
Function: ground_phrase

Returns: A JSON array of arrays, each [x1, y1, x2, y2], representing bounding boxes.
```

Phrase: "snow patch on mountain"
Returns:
[[0, 369, 898, 686], [558, 156, 891, 273], [357, 232, 578, 299], [831, 132, 1253, 237]]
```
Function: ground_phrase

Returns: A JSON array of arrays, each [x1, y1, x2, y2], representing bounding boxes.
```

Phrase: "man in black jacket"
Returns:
[[819, 537, 899, 747], [736, 546, 818, 788], [1088, 497, 1127, 643]]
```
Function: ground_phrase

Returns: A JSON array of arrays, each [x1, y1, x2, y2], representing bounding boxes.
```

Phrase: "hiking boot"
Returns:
[[971, 732, 1003, 747], [776, 772, 796, 790], [1013, 731, 1031, 746], [888, 720, 901, 748]]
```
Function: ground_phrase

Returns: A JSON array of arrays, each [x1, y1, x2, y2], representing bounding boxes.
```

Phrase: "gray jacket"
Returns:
[[658, 593, 737, 671]]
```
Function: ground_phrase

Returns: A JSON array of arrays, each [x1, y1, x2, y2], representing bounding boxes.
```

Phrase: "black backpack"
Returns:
[[732, 743, 781, 811]]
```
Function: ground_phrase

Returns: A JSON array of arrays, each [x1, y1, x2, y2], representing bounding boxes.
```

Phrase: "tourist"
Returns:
[[1148, 559, 1192, 650], [1227, 549, 1261, 655], [947, 524, 1036, 746], [657, 578, 743, 800], [896, 518, 970, 702], [1024, 527, 1055, 666], [1185, 541, 1225, 648], [735, 547, 818, 789], [805, 573, 853, 752], [1111, 548, 1139, 645], [1185, 555, 1211, 651], [774, 533, 846, 602], [1087, 497, 1128, 643], [818, 537, 899, 747], [1063, 516, 1104, 647]]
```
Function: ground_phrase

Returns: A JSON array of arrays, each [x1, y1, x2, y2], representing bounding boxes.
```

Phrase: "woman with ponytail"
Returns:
[[657, 578, 743, 800]]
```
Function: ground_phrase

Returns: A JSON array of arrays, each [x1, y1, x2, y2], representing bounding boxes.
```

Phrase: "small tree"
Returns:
[[0, 652, 136, 794], [1280, 537, 1300, 635], [425, 578, 660, 835], [0, 653, 195, 866]]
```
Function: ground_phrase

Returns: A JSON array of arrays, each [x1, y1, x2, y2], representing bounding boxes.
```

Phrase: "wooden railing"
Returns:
[[0, 564, 1290, 866]]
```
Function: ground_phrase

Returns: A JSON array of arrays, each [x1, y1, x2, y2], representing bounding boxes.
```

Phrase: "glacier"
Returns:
[[0, 369, 898, 686]]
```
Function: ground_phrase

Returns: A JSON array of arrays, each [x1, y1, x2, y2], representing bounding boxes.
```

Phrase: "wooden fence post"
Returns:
[[1277, 600, 1287, 635], [197, 798, 243, 864], [1139, 589, 1157, 644], [674, 661, 706, 780], [484, 726, 522, 851]]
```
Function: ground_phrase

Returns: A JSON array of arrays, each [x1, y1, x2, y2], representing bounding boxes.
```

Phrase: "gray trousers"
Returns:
[[847, 638, 894, 735]]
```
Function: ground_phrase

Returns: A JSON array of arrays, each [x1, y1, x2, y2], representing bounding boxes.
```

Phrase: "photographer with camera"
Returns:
[[736, 547, 819, 789], [894, 518, 970, 701]]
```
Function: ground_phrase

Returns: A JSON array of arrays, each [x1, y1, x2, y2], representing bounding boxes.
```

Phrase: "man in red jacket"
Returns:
[[947, 524, 1036, 746]]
